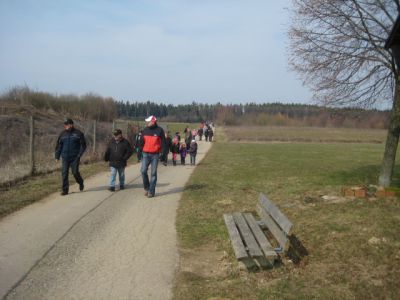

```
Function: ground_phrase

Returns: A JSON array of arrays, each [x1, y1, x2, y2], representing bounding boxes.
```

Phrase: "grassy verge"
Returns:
[[174, 130, 400, 299], [0, 157, 137, 218], [224, 126, 387, 144]]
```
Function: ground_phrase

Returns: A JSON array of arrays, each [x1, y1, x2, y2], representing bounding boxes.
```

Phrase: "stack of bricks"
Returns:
[[375, 187, 396, 197], [341, 186, 367, 198], [341, 186, 396, 198]]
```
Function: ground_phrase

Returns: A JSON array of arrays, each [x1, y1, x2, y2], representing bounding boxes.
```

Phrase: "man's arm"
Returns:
[[55, 132, 63, 160], [79, 131, 87, 157], [124, 140, 134, 161], [160, 128, 167, 161]]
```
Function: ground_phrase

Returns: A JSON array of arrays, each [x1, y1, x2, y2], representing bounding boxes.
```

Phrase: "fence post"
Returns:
[[29, 115, 35, 175], [112, 120, 116, 132], [93, 119, 97, 155]]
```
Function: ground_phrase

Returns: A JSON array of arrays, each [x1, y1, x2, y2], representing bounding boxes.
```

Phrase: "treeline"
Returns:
[[116, 101, 216, 122], [117, 101, 389, 129], [0, 86, 117, 121], [0, 86, 389, 129], [214, 103, 389, 129]]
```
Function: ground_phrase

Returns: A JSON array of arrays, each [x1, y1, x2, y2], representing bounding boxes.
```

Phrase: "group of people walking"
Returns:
[[197, 122, 214, 142], [55, 116, 212, 198]]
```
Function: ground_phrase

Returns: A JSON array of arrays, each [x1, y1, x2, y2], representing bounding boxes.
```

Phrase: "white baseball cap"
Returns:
[[145, 115, 157, 122]]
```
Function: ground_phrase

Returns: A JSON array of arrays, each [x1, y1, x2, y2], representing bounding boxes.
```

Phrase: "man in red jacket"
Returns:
[[139, 115, 167, 198]]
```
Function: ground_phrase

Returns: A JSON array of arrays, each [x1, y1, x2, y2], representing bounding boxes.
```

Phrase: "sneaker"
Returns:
[[108, 187, 115, 192], [120, 185, 125, 190], [144, 191, 149, 196], [147, 193, 154, 198], [61, 191, 68, 196], [79, 182, 84, 191]]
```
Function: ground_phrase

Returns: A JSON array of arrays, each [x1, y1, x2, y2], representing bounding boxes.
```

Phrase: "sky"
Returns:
[[0, 0, 313, 105]]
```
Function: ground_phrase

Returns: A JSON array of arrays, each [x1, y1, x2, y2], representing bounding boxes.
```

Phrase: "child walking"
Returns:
[[170, 136, 180, 166], [188, 139, 198, 165], [180, 142, 187, 165]]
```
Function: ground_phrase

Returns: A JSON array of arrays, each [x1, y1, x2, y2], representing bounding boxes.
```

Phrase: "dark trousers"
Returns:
[[62, 158, 83, 192], [190, 154, 196, 165]]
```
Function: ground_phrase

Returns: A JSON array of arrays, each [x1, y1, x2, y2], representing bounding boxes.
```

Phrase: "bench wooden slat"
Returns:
[[243, 213, 277, 260], [223, 214, 248, 260], [233, 213, 264, 257], [257, 204, 289, 251], [259, 193, 293, 235]]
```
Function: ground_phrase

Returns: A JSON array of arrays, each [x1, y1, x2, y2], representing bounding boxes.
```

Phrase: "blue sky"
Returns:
[[0, 0, 313, 104]]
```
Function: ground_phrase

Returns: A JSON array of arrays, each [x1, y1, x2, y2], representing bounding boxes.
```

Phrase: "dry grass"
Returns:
[[174, 127, 400, 300]]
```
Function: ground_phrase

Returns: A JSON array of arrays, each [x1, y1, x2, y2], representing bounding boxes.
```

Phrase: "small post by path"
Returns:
[[93, 119, 97, 155], [29, 115, 36, 175]]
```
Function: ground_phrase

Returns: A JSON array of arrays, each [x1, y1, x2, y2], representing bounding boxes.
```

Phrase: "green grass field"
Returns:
[[174, 127, 400, 299], [224, 126, 387, 144]]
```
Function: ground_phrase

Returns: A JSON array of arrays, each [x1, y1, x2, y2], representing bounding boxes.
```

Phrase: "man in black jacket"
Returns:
[[55, 118, 87, 195], [104, 129, 133, 191]]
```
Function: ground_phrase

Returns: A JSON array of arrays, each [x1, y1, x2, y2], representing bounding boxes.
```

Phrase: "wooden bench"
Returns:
[[223, 193, 294, 270]]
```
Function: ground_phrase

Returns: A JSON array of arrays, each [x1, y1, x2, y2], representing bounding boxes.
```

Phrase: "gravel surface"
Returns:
[[1, 141, 212, 300]]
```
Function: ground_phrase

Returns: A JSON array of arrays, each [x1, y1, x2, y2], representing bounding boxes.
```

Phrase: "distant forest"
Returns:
[[0, 87, 390, 129]]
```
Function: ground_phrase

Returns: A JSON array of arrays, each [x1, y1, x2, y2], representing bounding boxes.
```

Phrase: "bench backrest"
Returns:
[[258, 193, 293, 251]]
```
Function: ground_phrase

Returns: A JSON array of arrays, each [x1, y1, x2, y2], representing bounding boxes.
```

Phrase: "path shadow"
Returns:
[[184, 183, 208, 191], [157, 187, 184, 197]]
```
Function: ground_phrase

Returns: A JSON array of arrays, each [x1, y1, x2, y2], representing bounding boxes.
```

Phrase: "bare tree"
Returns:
[[289, 0, 399, 186]]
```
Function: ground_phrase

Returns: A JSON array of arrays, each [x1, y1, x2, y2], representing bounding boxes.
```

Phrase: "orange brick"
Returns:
[[354, 189, 366, 198], [376, 190, 386, 198], [385, 190, 396, 197], [344, 189, 355, 197]]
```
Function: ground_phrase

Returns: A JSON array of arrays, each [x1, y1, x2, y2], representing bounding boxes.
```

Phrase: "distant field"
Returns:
[[224, 126, 387, 143], [174, 129, 400, 299]]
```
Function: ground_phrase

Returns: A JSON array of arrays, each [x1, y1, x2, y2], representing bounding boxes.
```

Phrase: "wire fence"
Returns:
[[0, 113, 142, 187]]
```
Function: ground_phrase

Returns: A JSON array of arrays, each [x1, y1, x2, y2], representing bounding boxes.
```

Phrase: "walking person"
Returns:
[[198, 127, 203, 141], [208, 127, 214, 142], [204, 126, 209, 142], [188, 139, 198, 165], [170, 136, 180, 166], [55, 118, 87, 196], [165, 131, 172, 165], [104, 129, 133, 191], [134, 131, 143, 162], [139, 115, 167, 198], [179, 142, 187, 165]]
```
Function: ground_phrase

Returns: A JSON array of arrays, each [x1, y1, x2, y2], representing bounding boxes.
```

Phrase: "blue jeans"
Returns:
[[141, 152, 159, 195], [109, 166, 125, 187]]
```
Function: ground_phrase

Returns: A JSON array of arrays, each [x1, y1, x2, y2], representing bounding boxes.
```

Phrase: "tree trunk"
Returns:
[[379, 76, 400, 187]]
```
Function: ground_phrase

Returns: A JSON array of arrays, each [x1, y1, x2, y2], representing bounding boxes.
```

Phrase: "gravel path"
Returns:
[[0, 141, 212, 300]]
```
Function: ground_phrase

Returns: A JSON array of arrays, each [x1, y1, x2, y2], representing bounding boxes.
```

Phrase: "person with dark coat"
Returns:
[[139, 115, 167, 198], [197, 127, 203, 141], [55, 118, 87, 195], [170, 136, 180, 166], [165, 131, 172, 164], [134, 131, 143, 162], [208, 127, 214, 142], [204, 126, 209, 142], [104, 129, 133, 191], [179, 142, 187, 165], [188, 139, 198, 165]]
